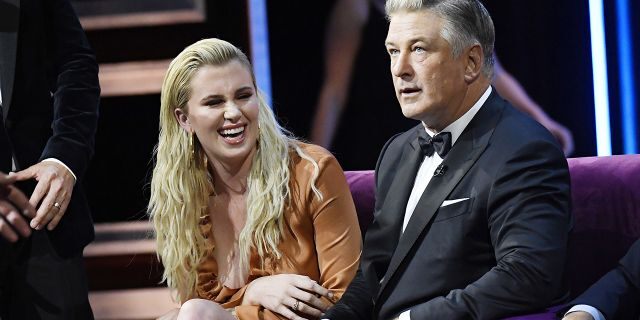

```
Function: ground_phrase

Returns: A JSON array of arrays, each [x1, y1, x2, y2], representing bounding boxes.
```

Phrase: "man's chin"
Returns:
[[400, 107, 427, 122]]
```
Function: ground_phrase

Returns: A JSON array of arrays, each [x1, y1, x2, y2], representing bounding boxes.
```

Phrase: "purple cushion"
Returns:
[[344, 154, 640, 314], [345, 170, 375, 233], [502, 305, 565, 320], [566, 155, 640, 297]]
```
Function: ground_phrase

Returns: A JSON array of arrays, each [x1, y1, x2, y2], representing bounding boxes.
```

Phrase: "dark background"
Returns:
[[77, 0, 637, 222], [267, 0, 598, 170]]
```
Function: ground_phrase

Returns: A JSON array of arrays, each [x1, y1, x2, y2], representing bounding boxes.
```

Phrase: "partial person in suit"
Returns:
[[0, 0, 100, 318], [562, 238, 640, 320], [323, 0, 572, 319], [149, 38, 361, 320], [0, 172, 36, 242]]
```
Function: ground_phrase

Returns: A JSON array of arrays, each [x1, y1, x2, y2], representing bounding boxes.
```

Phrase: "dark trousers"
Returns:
[[0, 230, 94, 319]]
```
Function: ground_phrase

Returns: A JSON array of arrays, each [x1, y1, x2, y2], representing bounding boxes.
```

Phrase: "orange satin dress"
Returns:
[[194, 143, 362, 320]]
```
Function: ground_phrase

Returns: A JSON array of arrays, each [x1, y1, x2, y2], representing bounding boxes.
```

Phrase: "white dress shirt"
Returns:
[[401, 86, 492, 233], [398, 86, 492, 319], [323, 88, 492, 320]]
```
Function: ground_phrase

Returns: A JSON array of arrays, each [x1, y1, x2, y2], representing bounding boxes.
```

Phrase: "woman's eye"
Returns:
[[388, 49, 399, 56], [206, 99, 223, 106], [237, 93, 252, 100], [414, 47, 425, 53]]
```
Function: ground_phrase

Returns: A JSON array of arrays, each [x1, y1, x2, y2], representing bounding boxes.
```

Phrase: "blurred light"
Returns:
[[589, 0, 612, 156], [616, 0, 637, 154], [248, 0, 272, 107]]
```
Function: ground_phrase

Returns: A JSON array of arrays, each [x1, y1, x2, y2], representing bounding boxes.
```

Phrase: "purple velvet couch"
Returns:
[[344, 154, 640, 320]]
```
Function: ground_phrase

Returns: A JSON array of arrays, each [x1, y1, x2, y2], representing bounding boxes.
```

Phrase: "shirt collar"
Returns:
[[424, 86, 492, 145]]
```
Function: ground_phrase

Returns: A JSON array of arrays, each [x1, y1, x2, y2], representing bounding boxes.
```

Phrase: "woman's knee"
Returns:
[[177, 299, 229, 320]]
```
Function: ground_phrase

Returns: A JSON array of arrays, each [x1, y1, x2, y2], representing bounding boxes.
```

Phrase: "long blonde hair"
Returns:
[[148, 38, 321, 302]]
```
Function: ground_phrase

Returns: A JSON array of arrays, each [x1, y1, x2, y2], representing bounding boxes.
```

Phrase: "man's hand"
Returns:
[[563, 311, 595, 320], [0, 172, 36, 242], [11, 161, 75, 231], [243, 274, 333, 320]]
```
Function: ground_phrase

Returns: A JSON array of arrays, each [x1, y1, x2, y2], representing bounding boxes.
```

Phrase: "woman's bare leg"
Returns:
[[177, 299, 236, 320]]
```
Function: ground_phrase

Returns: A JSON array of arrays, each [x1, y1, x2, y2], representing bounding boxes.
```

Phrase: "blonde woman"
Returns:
[[149, 38, 361, 320]]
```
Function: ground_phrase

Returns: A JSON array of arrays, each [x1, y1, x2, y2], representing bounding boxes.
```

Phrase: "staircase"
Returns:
[[85, 221, 177, 319]]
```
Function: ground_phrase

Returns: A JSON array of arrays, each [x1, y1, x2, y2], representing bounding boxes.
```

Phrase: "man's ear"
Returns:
[[464, 44, 484, 83], [174, 108, 191, 132]]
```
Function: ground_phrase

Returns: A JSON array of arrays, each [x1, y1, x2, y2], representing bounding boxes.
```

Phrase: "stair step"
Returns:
[[84, 221, 163, 290], [89, 287, 179, 320], [81, 10, 205, 31], [99, 60, 171, 97]]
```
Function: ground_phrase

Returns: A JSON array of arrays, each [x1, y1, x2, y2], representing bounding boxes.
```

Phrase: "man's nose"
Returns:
[[391, 52, 413, 79]]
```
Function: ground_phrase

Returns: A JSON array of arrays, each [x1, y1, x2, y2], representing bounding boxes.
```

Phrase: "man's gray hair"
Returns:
[[385, 0, 495, 77]]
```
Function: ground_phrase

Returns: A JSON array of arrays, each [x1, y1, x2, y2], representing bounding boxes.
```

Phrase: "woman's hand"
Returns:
[[243, 274, 333, 320]]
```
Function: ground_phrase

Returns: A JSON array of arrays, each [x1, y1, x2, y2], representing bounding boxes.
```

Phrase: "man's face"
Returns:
[[385, 9, 469, 130]]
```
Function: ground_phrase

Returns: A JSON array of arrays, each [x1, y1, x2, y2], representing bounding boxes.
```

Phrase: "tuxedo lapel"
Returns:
[[376, 130, 424, 236], [0, 0, 20, 119], [362, 128, 424, 294], [377, 92, 504, 298]]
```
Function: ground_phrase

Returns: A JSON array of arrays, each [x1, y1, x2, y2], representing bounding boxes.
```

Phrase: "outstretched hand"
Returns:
[[243, 274, 333, 320], [0, 172, 36, 242], [11, 161, 75, 231]]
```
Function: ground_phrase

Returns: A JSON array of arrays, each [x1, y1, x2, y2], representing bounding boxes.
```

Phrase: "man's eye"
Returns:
[[388, 49, 399, 56], [414, 47, 425, 53]]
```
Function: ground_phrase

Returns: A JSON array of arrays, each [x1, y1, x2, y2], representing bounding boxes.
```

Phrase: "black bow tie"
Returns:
[[417, 129, 452, 158]]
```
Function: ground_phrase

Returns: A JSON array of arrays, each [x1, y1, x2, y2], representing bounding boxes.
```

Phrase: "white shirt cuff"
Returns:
[[322, 309, 411, 320], [42, 158, 77, 182], [399, 309, 411, 320], [565, 304, 606, 320]]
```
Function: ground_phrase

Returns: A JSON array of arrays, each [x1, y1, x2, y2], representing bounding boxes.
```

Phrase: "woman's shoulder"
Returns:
[[291, 141, 336, 163], [289, 141, 342, 175]]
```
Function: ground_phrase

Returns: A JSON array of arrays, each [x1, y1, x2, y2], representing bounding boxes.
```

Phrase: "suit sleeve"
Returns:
[[570, 239, 640, 320], [41, 0, 100, 180], [324, 134, 402, 320], [411, 139, 572, 319]]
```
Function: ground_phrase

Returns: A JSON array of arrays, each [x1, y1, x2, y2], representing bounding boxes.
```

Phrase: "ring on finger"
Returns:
[[292, 299, 300, 311], [53, 202, 61, 209]]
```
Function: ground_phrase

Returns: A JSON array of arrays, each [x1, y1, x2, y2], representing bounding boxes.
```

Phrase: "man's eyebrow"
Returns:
[[385, 36, 431, 47]]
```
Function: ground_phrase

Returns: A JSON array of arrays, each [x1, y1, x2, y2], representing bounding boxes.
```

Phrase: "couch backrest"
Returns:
[[344, 154, 640, 299], [565, 155, 640, 297]]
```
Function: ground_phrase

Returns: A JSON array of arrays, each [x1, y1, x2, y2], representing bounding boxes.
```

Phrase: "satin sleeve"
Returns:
[[236, 152, 362, 320], [310, 154, 362, 301]]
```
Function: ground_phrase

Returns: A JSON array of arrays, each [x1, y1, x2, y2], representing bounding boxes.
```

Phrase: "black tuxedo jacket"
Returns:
[[0, 0, 99, 257], [570, 239, 640, 320], [326, 90, 572, 319]]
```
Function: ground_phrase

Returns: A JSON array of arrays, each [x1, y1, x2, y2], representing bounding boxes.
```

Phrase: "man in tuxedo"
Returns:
[[323, 0, 572, 319], [563, 239, 640, 320], [0, 0, 99, 318]]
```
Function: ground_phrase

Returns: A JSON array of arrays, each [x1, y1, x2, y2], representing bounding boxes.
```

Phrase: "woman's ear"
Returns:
[[463, 44, 483, 83], [174, 108, 191, 132]]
